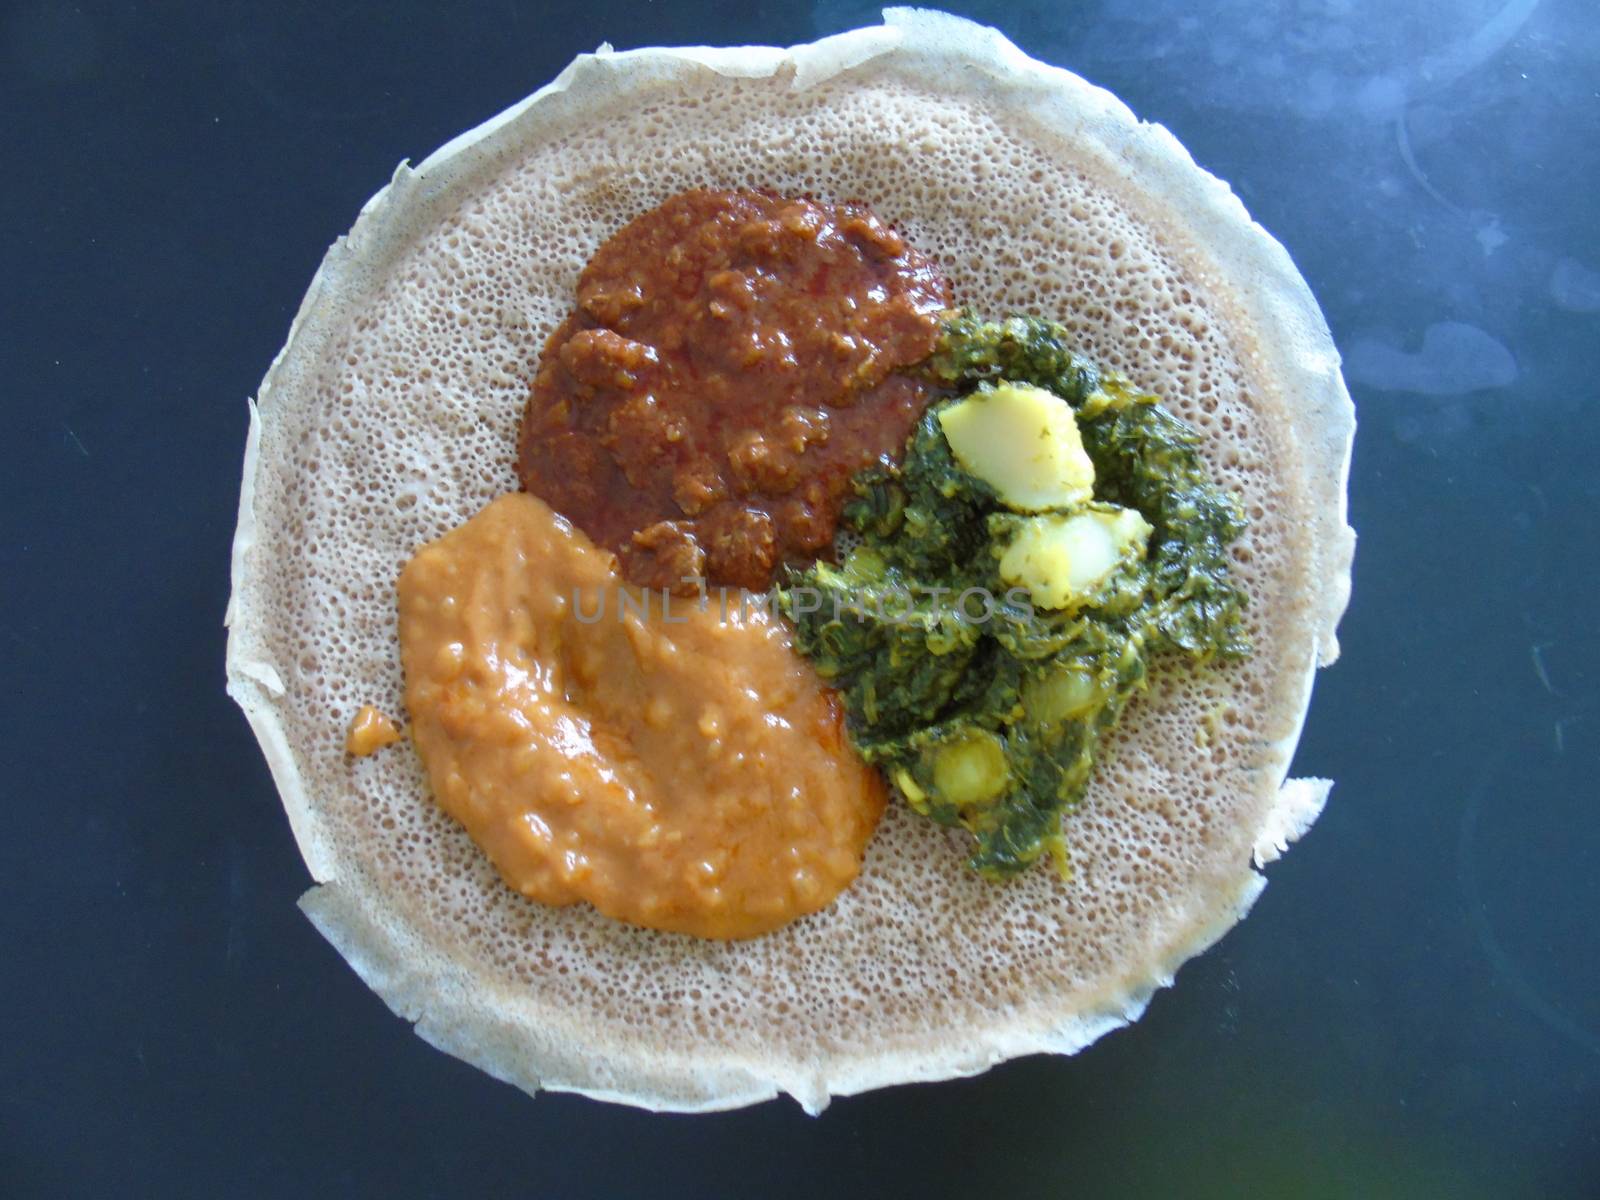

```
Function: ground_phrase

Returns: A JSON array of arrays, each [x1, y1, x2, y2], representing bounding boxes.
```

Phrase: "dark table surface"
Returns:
[[5, 1, 1597, 1196]]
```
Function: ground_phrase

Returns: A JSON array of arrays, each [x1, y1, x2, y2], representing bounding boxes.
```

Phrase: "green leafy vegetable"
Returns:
[[926, 311, 1102, 402], [779, 310, 1251, 880]]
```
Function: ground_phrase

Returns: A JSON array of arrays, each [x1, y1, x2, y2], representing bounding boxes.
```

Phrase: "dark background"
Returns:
[[4, 1, 1597, 1196]]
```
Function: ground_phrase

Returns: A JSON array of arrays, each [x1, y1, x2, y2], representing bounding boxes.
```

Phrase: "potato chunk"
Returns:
[[937, 381, 1095, 511], [1021, 665, 1102, 727], [998, 507, 1152, 610], [931, 730, 1011, 809]]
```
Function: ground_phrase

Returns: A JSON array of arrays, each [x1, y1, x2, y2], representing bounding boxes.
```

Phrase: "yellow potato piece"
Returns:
[[937, 381, 1095, 511], [931, 730, 1011, 808], [999, 508, 1153, 610]]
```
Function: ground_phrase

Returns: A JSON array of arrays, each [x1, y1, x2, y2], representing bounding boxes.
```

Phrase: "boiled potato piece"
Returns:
[[1022, 664, 1103, 726], [999, 507, 1153, 610], [937, 381, 1095, 511], [931, 730, 1011, 809]]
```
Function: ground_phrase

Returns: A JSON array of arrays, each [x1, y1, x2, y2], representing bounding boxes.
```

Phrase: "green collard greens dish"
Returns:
[[780, 312, 1250, 879]]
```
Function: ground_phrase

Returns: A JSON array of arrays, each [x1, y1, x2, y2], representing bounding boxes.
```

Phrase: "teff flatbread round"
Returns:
[[226, 9, 1354, 1113]]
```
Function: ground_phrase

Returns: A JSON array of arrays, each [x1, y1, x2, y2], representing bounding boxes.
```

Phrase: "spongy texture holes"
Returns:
[[229, 25, 1341, 1112]]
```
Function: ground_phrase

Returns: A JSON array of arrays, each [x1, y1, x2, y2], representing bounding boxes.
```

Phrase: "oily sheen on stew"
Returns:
[[516, 189, 950, 591]]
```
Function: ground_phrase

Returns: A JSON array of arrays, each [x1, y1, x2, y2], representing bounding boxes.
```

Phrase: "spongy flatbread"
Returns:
[[225, 8, 1354, 1113]]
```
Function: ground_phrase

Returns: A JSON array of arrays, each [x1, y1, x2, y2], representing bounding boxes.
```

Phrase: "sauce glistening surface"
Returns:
[[516, 188, 950, 591], [397, 493, 886, 939]]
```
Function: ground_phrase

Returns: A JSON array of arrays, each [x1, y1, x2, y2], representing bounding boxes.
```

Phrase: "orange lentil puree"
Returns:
[[345, 705, 401, 756], [396, 492, 886, 939]]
